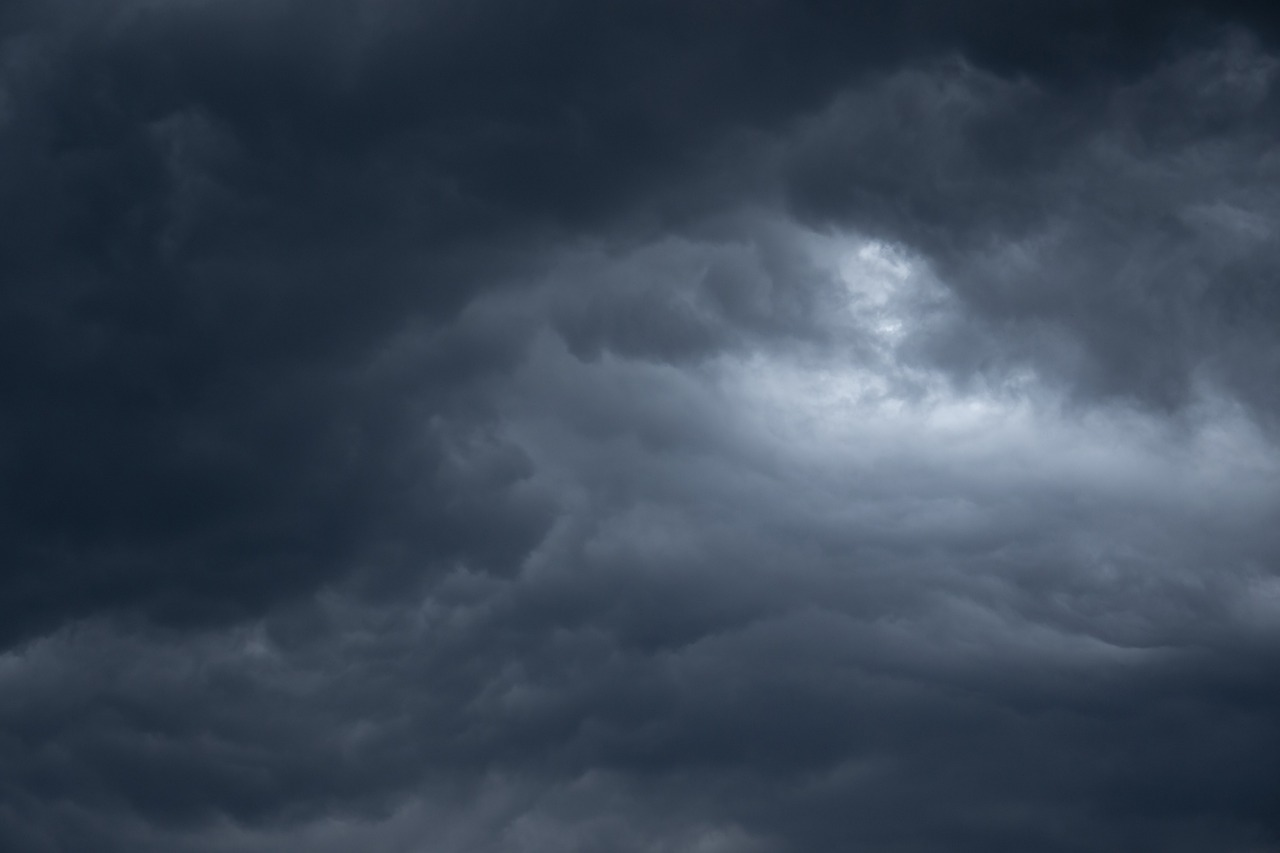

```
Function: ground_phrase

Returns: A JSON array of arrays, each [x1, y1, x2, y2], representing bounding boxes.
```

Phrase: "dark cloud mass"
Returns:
[[3, 2, 1280, 851]]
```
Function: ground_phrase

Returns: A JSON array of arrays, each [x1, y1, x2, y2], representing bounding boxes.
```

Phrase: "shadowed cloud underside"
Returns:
[[2, 2, 1280, 852]]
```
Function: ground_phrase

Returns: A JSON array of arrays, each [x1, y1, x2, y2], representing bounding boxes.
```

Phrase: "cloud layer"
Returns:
[[3, 2, 1279, 851]]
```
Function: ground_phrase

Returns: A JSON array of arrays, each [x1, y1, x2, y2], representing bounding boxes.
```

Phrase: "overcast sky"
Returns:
[[3, 2, 1280, 851]]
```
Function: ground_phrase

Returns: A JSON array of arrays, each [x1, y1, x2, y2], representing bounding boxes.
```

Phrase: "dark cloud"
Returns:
[[3, 1, 1280, 852]]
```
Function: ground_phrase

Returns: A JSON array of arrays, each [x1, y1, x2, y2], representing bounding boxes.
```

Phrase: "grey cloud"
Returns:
[[4, 1, 1280, 852]]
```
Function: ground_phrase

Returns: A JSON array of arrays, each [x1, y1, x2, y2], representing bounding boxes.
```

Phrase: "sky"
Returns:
[[2, 1, 1280, 851]]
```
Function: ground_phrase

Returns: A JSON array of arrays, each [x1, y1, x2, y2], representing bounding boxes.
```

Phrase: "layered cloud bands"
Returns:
[[2, 2, 1279, 852]]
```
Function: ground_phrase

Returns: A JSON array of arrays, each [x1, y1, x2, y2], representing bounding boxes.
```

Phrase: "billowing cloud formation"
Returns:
[[2, 2, 1280, 852]]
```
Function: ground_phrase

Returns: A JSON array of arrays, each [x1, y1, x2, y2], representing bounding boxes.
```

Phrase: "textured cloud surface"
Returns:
[[3, 2, 1280, 851]]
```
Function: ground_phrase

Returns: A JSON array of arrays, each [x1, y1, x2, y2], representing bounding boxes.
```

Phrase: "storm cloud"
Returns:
[[2, 2, 1280, 851]]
